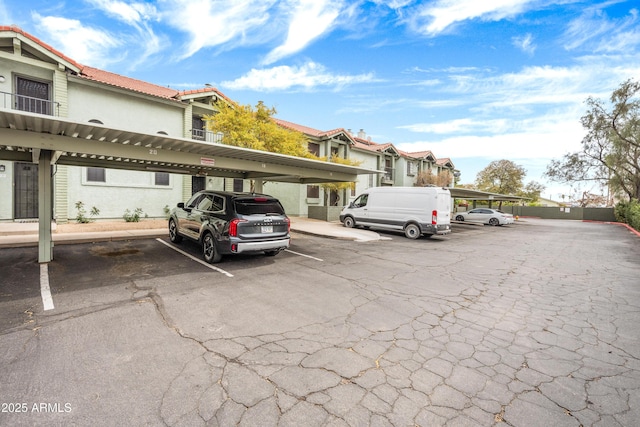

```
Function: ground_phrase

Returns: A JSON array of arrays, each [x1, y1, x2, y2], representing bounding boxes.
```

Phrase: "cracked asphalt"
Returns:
[[0, 218, 639, 426]]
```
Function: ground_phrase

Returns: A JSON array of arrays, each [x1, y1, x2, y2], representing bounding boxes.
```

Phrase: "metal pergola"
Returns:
[[0, 109, 379, 262]]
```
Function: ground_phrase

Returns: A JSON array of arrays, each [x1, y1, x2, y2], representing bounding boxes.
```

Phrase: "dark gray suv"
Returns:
[[168, 191, 290, 263]]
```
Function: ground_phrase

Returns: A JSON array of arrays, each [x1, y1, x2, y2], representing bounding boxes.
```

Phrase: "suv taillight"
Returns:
[[432, 210, 438, 225], [229, 218, 247, 237], [285, 217, 290, 232]]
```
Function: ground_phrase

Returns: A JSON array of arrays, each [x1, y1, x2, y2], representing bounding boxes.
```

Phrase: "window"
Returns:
[[235, 199, 285, 215], [308, 142, 320, 156], [192, 116, 205, 140], [352, 194, 368, 208], [307, 185, 320, 198], [186, 194, 203, 209], [233, 179, 244, 192], [196, 194, 213, 211], [155, 172, 169, 186], [16, 76, 51, 115], [211, 196, 225, 212], [407, 162, 417, 176], [87, 167, 105, 182]]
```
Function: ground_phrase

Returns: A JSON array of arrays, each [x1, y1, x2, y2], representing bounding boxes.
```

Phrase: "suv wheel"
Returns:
[[169, 219, 182, 243], [202, 232, 222, 263]]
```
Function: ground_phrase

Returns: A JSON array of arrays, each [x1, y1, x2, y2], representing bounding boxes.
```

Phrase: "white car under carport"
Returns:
[[454, 208, 515, 226]]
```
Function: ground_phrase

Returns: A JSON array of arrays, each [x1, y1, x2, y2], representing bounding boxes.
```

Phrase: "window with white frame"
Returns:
[[87, 167, 106, 182], [155, 172, 169, 186]]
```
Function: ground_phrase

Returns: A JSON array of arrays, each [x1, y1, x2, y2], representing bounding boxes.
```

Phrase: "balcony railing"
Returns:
[[0, 91, 60, 116], [191, 129, 223, 143], [382, 167, 395, 183]]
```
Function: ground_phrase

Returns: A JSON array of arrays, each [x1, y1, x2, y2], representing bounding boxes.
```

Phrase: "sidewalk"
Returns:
[[0, 217, 383, 248]]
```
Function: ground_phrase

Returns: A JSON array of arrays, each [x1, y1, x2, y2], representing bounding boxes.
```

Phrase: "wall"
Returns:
[[65, 167, 184, 220], [350, 150, 379, 200], [264, 182, 305, 217], [0, 161, 13, 220], [67, 82, 184, 136], [500, 206, 616, 222]]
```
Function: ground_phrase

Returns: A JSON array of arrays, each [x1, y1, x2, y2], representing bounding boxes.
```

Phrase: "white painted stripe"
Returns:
[[285, 249, 323, 262], [156, 239, 234, 277], [40, 263, 55, 311]]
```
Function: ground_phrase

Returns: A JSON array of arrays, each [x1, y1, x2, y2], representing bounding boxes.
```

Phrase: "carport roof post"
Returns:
[[0, 109, 382, 263]]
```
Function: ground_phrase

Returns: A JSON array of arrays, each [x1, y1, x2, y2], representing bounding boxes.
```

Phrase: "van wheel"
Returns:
[[404, 223, 421, 239], [343, 216, 356, 228], [202, 232, 222, 263]]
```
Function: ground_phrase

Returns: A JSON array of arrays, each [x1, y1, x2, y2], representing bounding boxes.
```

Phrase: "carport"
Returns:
[[0, 109, 378, 263], [449, 187, 528, 207]]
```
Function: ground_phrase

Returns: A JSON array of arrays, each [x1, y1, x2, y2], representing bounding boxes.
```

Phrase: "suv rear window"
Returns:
[[235, 198, 285, 215]]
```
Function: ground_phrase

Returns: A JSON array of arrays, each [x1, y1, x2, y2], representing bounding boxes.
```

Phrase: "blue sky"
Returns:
[[2, 0, 639, 200]]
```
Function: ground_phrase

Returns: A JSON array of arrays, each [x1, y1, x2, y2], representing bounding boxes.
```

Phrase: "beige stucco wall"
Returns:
[[264, 182, 306, 217], [65, 167, 184, 220], [349, 150, 380, 201], [67, 82, 184, 136], [0, 161, 13, 220]]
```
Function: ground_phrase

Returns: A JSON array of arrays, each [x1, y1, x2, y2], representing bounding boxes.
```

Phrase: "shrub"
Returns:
[[628, 199, 640, 231], [615, 199, 640, 231], [123, 208, 146, 222], [75, 201, 100, 223]]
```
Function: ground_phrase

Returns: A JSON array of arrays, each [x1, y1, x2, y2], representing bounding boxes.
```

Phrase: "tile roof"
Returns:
[[79, 66, 179, 100], [0, 25, 82, 70], [274, 118, 352, 140]]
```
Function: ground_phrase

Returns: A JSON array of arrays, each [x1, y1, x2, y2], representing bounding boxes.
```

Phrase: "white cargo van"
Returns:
[[339, 186, 452, 239]]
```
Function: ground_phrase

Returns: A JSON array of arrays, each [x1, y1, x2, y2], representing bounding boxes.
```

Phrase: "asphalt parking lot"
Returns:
[[1, 219, 639, 426]]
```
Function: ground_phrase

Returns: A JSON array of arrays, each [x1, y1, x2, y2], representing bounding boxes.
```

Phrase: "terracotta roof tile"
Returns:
[[0, 25, 82, 70], [1, 26, 234, 104], [79, 66, 179, 100], [274, 119, 353, 141], [178, 87, 235, 104]]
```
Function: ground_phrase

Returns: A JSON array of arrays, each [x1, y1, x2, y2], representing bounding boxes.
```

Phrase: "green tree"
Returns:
[[545, 79, 640, 201], [475, 160, 526, 195], [204, 101, 313, 158], [204, 100, 360, 206], [521, 181, 546, 204]]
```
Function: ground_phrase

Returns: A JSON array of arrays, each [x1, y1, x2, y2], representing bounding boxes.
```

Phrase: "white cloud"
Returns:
[[160, 0, 275, 59], [221, 61, 376, 91], [408, 0, 535, 36], [31, 14, 122, 67], [87, 0, 159, 25], [263, 0, 343, 64], [513, 33, 536, 55], [564, 6, 640, 53], [397, 117, 584, 160], [400, 118, 511, 135]]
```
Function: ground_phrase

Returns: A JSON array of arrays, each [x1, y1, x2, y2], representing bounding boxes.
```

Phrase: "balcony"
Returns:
[[191, 128, 223, 143], [382, 167, 395, 184], [0, 91, 60, 116]]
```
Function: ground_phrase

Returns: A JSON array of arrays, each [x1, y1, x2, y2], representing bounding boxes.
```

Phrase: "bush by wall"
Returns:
[[615, 199, 640, 231]]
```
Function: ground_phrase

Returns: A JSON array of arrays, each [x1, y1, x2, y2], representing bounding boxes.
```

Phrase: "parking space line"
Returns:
[[155, 238, 234, 277], [40, 264, 55, 311], [285, 249, 323, 262]]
